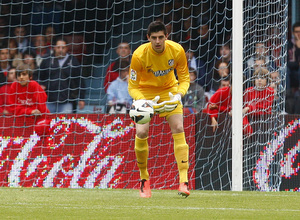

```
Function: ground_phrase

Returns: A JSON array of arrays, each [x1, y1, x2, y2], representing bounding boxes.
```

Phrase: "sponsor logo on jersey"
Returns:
[[149, 67, 174, 77], [168, 59, 174, 66]]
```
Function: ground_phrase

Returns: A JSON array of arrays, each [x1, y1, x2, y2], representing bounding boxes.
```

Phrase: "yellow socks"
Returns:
[[135, 133, 189, 183], [135, 135, 149, 180], [172, 132, 189, 183]]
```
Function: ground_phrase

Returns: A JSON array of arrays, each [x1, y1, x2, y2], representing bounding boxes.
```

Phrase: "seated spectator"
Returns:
[[287, 22, 300, 112], [206, 81, 250, 134], [23, 50, 37, 71], [32, 34, 51, 67], [13, 26, 30, 53], [106, 60, 132, 114], [218, 42, 231, 64], [8, 64, 49, 116], [219, 77, 231, 89], [206, 85, 232, 132], [37, 38, 85, 113], [211, 60, 231, 92], [104, 42, 131, 93], [269, 70, 284, 113], [245, 45, 276, 81], [8, 64, 50, 136], [243, 68, 275, 116], [8, 39, 23, 68], [182, 68, 206, 113], [44, 25, 56, 54], [0, 46, 11, 87], [0, 68, 16, 114], [246, 42, 273, 70], [243, 68, 275, 136], [182, 43, 207, 89], [183, 44, 197, 70]]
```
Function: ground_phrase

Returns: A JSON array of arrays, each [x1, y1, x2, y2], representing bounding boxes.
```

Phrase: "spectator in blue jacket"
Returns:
[[38, 38, 85, 113], [106, 60, 132, 114]]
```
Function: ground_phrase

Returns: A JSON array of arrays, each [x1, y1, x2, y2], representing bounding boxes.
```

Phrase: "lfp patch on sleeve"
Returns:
[[130, 69, 137, 81]]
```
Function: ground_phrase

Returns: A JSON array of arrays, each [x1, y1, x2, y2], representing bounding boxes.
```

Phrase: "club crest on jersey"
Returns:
[[168, 59, 174, 66], [130, 69, 137, 81]]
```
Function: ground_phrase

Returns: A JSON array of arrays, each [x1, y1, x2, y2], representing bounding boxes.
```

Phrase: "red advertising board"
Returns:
[[0, 114, 195, 189]]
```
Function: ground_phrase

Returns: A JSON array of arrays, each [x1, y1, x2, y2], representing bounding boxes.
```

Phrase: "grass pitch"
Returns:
[[0, 188, 299, 219]]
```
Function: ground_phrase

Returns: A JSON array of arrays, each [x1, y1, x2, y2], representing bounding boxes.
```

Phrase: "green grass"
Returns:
[[0, 188, 299, 219]]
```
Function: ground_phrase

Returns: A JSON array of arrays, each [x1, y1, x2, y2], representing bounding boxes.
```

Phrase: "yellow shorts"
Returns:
[[140, 87, 183, 119]]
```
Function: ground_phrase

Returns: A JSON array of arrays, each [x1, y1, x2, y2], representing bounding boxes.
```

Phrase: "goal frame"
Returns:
[[232, 0, 243, 191]]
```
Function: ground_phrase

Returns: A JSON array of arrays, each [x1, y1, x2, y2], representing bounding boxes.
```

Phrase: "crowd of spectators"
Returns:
[[0, 25, 86, 115], [0, 0, 297, 120]]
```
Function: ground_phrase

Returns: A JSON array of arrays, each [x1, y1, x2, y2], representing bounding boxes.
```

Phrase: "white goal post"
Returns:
[[232, 0, 244, 192]]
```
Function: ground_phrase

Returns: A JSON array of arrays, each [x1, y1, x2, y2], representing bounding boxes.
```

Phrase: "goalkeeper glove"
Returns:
[[163, 92, 181, 112], [147, 96, 165, 113]]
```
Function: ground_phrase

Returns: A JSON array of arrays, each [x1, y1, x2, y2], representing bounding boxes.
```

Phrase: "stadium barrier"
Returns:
[[0, 113, 298, 191], [0, 114, 195, 189]]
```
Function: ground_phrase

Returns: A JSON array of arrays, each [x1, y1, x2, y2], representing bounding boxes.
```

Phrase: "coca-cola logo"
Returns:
[[254, 118, 300, 191], [0, 114, 196, 189], [0, 115, 135, 188]]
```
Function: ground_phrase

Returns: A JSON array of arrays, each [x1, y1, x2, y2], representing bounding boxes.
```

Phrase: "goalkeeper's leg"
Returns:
[[135, 135, 149, 180], [167, 114, 190, 197], [135, 123, 151, 198]]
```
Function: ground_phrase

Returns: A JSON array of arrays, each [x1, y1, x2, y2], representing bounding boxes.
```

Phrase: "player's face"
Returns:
[[147, 31, 167, 53], [54, 40, 68, 58], [17, 72, 30, 86]]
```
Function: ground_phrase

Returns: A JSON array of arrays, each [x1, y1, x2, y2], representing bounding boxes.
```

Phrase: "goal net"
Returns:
[[0, 0, 289, 191]]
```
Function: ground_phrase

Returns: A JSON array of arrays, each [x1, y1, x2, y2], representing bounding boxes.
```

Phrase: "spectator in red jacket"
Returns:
[[8, 63, 50, 136], [243, 68, 275, 116], [207, 85, 232, 132], [207, 79, 251, 135], [104, 42, 131, 92], [0, 68, 16, 114]]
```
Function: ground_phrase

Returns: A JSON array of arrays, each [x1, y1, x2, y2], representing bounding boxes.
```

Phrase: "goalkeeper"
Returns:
[[128, 21, 190, 198]]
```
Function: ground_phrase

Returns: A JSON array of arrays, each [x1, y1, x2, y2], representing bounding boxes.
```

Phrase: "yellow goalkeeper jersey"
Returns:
[[128, 40, 190, 100]]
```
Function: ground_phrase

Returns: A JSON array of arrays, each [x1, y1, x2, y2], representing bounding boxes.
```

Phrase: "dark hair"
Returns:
[[213, 60, 231, 80], [0, 45, 8, 51], [23, 50, 36, 59], [16, 63, 33, 77], [220, 41, 231, 50], [221, 75, 231, 83], [147, 21, 167, 36], [55, 37, 68, 45], [114, 60, 130, 72], [188, 67, 197, 76], [293, 22, 300, 31]]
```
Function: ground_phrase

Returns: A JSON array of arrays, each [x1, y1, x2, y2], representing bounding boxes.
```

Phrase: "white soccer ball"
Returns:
[[129, 100, 154, 124]]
